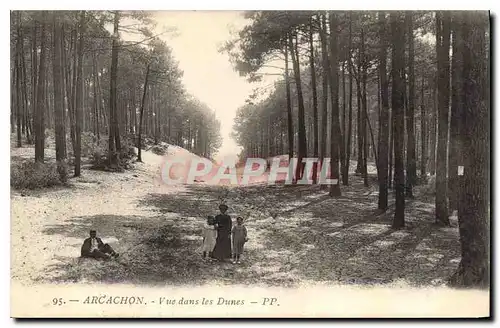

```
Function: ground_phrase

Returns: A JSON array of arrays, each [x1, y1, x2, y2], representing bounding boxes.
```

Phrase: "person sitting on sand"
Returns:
[[81, 230, 119, 259]]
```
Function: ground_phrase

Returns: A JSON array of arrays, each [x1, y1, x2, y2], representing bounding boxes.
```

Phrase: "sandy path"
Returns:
[[10, 149, 185, 284]]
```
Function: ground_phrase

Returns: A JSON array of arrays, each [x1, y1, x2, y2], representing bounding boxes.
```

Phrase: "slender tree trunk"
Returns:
[[74, 11, 85, 177], [31, 20, 38, 146], [355, 53, 363, 174], [284, 42, 294, 163], [156, 88, 161, 142], [289, 34, 307, 182], [108, 10, 120, 167], [60, 24, 67, 159], [96, 66, 107, 133], [69, 28, 77, 154], [366, 112, 378, 166], [405, 12, 417, 198], [137, 63, 150, 162], [328, 12, 341, 196], [52, 14, 67, 180], [34, 13, 47, 163], [391, 12, 405, 228], [429, 77, 437, 175], [420, 76, 427, 179], [435, 11, 451, 225], [361, 27, 369, 187], [21, 27, 31, 144], [345, 16, 353, 185], [92, 54, 100, 141], [15, 11, 22, 148], [132, 81, 138, 134], [378, 12, 390, 211], [388, 104, 394, 189], [341, 60, 347, 185], [319, 14, 329, 186], [309, 19, 319, 184]]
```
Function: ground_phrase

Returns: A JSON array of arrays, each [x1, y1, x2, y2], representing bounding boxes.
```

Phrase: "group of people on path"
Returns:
[[80, 204, 248, 264], [201, 204, 248, 264]]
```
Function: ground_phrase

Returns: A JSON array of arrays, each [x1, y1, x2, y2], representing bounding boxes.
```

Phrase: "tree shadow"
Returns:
[[38, 209, 294, 287], [261, 189, 461, 287], [37, 179, 460, 288]]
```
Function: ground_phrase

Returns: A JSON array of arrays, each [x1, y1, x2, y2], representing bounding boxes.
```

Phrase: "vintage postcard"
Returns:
[[10, 9, 490, 318]]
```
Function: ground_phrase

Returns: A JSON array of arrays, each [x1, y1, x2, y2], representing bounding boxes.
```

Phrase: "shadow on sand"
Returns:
[[39, 174, 460, 287]]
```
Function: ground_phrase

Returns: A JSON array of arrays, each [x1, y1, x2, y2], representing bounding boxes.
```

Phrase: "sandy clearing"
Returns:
[[10, 147, 184, 284]]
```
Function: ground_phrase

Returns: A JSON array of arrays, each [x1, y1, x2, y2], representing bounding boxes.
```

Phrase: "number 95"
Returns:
[[52, 298, 63, 306]]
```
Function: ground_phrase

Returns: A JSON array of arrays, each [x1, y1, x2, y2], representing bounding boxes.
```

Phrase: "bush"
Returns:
[[44, 129, 55, 148], [89, 137, 136, 172], [139, 136, 155, 150], [81, 132, 99, 157], [89, 142, 108, 170], [150, 144, 168, 156], [11, 161, 68, 189], [421, 175, 436, 196], [121, 138, 137, 161]]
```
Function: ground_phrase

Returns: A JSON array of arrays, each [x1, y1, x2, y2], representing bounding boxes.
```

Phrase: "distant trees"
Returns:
[[10, 10, 223, 174]]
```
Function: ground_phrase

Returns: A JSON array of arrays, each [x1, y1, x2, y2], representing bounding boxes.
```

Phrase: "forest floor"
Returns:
[[11, 142, 461, 288]]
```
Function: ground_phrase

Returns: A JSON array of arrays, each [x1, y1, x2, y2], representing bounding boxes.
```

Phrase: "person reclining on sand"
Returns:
[[81, 229, 119, 259]]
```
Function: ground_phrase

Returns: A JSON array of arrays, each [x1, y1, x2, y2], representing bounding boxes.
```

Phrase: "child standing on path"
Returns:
[[232, 217, 248, 264], [201, 216, 217, 261]]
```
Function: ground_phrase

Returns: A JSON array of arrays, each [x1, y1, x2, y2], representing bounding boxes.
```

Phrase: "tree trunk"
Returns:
[[52, 13, 67, 180], [420, 76, 427, 179], [319, 14, 329, 186], [435, 11, 451, 225], [289, 34, 307, 182], [137, 63, 150, 162], [15, 11, 22, 148], [345, 15, 353, 186], [405, 12, 416, 197], [20, 25, 32, 144], [59, 24, 69, 157], [31, 20, 38, 145], [355, 52, 363, 175], [378, 12, 390, 211], [92, 54, 100, 141], [69, 28, 77, 154], [74, 11, 85, 177], [391, 12, 405, 228], [361, 27, 369, 187], [448, 13, 463, 214], [284, 41, 294, 162], [450, 11, 489, 288], [35, 12, 47, 163], [341, 60, 347, 185], [328, 12, 341, 196], [388, 104, 394, 189], [108, 11, 120, 167], [429, 77, 437, 175], [132, 81, 138, 135], [309, 19, 319, 184]]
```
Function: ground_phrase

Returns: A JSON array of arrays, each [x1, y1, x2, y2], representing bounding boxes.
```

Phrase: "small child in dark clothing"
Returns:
[[231, 217, 248, 264]]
